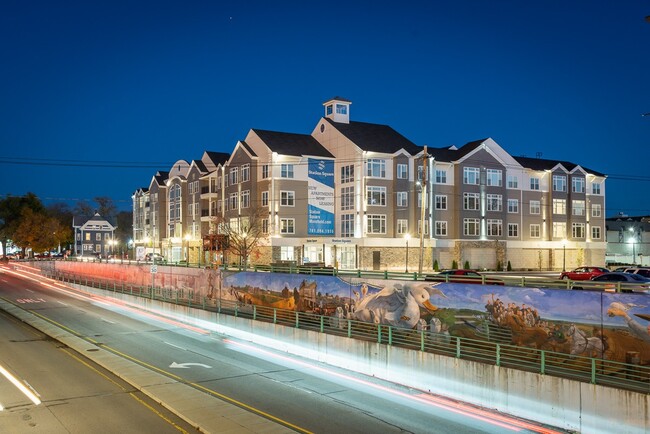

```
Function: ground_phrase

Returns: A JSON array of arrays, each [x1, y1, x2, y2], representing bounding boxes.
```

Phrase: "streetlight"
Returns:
[[404, 233, 410, 273], [184, 234, 191, 265], [562, 239, 567, 272], [628, 227, 636, 266]]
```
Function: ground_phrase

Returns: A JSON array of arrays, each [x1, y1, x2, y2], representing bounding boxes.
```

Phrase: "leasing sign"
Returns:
[[307, 158, 335, 235]]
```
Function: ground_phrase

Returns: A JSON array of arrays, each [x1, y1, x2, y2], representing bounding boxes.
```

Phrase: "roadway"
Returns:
[[0, 264, 567, 434]]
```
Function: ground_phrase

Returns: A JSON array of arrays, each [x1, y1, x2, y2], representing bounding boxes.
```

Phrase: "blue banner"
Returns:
[[308, 158, 335, 235]]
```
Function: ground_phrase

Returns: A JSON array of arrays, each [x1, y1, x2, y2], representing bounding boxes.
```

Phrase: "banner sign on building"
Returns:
[[308, 158, 335, 235]]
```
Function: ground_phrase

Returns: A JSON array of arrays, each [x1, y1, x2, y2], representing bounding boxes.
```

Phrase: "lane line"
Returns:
[[0, 363, 42, 406]]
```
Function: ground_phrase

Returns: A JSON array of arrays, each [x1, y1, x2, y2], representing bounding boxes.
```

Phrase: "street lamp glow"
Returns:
[[561, 239, 567, 272], [404, 233, 410, 273]]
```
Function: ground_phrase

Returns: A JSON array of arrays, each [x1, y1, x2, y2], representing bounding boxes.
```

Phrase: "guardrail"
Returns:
[[44, 269, 650, 394]]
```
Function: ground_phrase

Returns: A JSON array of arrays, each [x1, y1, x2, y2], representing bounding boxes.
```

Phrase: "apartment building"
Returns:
[[132, 97, 607, 270]]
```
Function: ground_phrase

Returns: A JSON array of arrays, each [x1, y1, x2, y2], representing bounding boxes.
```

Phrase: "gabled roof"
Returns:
[[204, 151, 230, 166], [252, 129, 334, 158], [514, 156, 606, 177], [73, 213, 117, 229], [191, 159, 208, 173], [324, 118, 420, 155], [427, 138, 490, 162], [154, 171, 169, 186], [239, 140, 257, 157]]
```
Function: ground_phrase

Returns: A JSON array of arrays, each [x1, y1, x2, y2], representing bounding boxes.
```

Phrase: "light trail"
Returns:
[[0, 363, 42, 406]]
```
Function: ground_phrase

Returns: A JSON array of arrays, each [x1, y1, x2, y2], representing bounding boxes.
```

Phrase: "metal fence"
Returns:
[[45, 269, 650, 394]]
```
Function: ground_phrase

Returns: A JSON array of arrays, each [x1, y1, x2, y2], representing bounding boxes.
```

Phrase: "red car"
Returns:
[[560, 267, 609, 281], [425, 269, 504, 285]]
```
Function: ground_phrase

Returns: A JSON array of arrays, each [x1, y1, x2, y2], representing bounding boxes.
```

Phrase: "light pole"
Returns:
[[184, 234, 191, 265], [562, 239, 567, 272], [404, 233, 410, 273], [628, 227, 636, 266]]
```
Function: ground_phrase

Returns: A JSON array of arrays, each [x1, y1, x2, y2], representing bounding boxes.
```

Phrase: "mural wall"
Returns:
[[223, 272, 650, 364]]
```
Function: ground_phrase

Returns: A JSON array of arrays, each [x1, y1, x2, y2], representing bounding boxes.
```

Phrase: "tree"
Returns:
[[47, 202, 74, 250], [0, 193, 45, 258], [211, 206, 266, 269], [12, 208, 71, 254], [74, 200, 94, 217], [94, 196, 117, 220]]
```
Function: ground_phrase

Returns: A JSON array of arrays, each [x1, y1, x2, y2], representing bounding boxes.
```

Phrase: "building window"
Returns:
[[572, 200, 585, 216], [572, 223, 585, 238], [336, 104, 347, 114], [341, 186, 354, 210], [280, 218, 295, 234], [341, 214, 354, 237], [326, 105, 333, 116], [397, 191, 407, 207], [261, 219, 269, 234], [366, 214, 386, 234], [592, 226, 601, 239], [397, 164, 407, 179], [280, 191, 295, 206], [553, 222, 566, 238], [262, 191, 269, 207], [397, 219, 408, 235], [85, 233, 90, 241], [280, 245, 294, 260], [486, 169, 502, 187], [487, 194, 502, 212], [507, 199, 519, 213], [530, 200, 541, 214], [229, 167, 239, 185], [464, 192, 480, 210], [417, 166, 424, 181], [435, 221, 447, 236], [553, 175, 567, 192], [418, 220, 430, 235], [262, 164, 270, 179], [229, 192, 238, 210], [530, 177, 540, 191], [530, 224, 541, 238], [281, 164, 294, 179], [508, 223, 518, 237], [187, 203, 193, 217], [240, 190, 250, 208], [487, 219, 502, 237], [241, 164, 250, 182], [95, 233, 101, 241], [553, 199, 566, 215], [435, 195, 447, 210], [366, 159, 386, 178], [592, 183, 601, 195], [507, 175, 518, 189], [463, 167, 480, 185], [592, 204, 602, 217], [366, 186, 386, 206], [341, 165, 354, 183], [572, 177, 585, 193], [435, 169, 447, 184], [464, 218, 480, 236]]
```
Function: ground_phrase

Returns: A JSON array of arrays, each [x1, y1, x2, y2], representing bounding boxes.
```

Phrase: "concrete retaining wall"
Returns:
[[67, 280, 648, 434]]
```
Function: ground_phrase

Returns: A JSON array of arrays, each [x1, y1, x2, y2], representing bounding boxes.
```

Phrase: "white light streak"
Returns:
[[0, 364, 41, 406]]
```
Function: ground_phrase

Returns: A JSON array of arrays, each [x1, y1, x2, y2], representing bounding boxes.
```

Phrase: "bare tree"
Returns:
[[211, 206, 266, 269]]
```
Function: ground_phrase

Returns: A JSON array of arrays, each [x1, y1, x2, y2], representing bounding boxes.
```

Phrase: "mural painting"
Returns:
[[222, 272, 650, 364]]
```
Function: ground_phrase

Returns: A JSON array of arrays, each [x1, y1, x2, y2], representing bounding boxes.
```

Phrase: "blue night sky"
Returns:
[[1, 2, 649, 214]]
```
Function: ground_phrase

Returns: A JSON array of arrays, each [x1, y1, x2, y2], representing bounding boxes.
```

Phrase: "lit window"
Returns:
[[572, 200, 585, 216], [463, 167, 480, 185], [366, 214, 386, 234], [397, 219, 408, 235], [553, 199, 566, 215], [552, 222, 566, 238]]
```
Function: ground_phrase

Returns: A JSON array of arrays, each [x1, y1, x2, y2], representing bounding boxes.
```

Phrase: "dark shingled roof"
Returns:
[[154, 171, 169, 186], [427, 139, 490, 162], [324, 118, 420, 155], [239, 140, 257, 157], [324, 96, 352, 103], [204, 151, 230, 166], [514, 156, 606, 177], [252, 129, 334, 158], [192, 160, 208, 172]]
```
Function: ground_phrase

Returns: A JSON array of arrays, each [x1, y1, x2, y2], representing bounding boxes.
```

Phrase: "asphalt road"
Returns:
[[0, 265, 566, 434], [0, 302, 200, 433]]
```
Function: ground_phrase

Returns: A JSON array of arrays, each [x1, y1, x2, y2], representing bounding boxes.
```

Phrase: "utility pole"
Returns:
[[418, 146, 428, 275]]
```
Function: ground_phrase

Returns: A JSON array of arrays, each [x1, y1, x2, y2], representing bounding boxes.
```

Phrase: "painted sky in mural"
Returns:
[[223, 272, 650, 329]]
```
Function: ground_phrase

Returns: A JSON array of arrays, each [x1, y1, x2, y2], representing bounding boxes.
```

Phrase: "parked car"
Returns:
[[590, 272, 650, 293], [560, 266, 610, 281], [622, 267, 650, 278], [144, 252, 165, 262], [425, 269, 504, 285]]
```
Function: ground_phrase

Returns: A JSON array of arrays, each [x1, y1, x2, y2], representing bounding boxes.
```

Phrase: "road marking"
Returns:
[[100, 318, 116, 324], [57, 301, 68, 306], [169, 362, 212, 369], [164, 341, 186, 350], [24, 288, 34, 293]]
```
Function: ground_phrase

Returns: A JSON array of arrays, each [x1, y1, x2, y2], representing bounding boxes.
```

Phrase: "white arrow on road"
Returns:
[[169, 362, 212, 369]]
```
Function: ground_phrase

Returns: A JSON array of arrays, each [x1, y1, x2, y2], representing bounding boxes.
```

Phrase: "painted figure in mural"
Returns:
[[566, 323, 606, 358], [351, 282, 445, 329], [607, 302, 650, 343]]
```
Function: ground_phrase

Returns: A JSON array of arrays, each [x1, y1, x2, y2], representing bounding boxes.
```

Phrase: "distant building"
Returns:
[[132, 97, 607, 270], [606, 214, 650, 266], [73, 213, 117, 257]]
